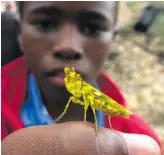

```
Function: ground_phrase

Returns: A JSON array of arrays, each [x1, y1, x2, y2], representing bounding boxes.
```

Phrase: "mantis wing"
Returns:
[[82, 81, 132, 118]]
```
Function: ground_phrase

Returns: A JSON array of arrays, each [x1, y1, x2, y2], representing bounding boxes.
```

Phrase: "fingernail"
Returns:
[[122, 133, 161, 155]]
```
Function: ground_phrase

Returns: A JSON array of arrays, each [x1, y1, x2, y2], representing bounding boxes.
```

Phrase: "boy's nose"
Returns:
[[54, 50, 82, 61], [52, 23, 83, 61]]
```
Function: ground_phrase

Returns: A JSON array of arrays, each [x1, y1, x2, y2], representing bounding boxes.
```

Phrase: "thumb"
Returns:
[[121, 133, 161, 155]]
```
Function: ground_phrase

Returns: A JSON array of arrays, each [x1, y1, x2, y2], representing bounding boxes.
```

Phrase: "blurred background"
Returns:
[[106, 2, 164, 151], [1, 1, 164, 151]]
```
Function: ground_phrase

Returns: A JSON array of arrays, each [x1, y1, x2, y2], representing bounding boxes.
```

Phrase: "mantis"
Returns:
[[55, 65, 133, 134]]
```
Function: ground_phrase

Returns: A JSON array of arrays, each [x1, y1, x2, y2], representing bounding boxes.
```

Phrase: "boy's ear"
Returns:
[[18, 34, 24, 53], [17, 22, 24, 54]]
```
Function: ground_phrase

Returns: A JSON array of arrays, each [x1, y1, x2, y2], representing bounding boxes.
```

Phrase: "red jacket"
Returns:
[[1, 57, 162, 150]]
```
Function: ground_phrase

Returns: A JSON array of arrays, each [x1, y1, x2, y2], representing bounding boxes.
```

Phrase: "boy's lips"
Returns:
[[47, 73, 65, 87], [44, 68, 85, 87], [45, 69, 66, 87]]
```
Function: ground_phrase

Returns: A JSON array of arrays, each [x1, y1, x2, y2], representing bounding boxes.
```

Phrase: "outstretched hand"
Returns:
[[2, 122, 161, 155]]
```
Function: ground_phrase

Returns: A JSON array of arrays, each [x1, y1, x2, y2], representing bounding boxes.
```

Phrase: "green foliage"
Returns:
[[149, 12, 164, 44], [124, 2, 142, 11]]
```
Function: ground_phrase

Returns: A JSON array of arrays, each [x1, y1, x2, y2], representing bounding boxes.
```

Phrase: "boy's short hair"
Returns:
[[17, 1, 119, 26]]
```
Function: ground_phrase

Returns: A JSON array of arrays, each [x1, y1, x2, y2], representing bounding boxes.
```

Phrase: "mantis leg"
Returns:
[[55, 96, 85, 122], [108, 116, 113, 130], [88, 96, 98, 135], [54, 96, 74, 122], [82, 94, 90, 122], [91, 106, 98, 135]]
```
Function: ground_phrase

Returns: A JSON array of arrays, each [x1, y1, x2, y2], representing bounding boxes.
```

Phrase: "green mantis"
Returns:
[[55, 65, 133, 134]]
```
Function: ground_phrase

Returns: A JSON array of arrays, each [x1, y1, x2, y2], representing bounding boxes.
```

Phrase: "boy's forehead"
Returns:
[[25, 1, 116, 20]]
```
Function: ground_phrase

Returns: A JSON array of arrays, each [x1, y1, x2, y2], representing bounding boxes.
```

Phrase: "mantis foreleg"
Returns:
[[55, 96, 84, 122]]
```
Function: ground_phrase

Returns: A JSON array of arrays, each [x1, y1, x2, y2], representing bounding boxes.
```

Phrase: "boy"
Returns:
[[2, 1, 162, 154]]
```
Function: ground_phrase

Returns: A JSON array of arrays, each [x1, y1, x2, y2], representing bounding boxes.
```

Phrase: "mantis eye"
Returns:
[[64, 67, 70, 74], [70, 67, 75, 72]]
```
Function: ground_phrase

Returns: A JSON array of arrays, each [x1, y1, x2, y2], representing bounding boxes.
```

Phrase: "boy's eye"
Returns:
[[40, 20, 55, 31], [31, 19, 58, 32], [78, 21, 108, 37]]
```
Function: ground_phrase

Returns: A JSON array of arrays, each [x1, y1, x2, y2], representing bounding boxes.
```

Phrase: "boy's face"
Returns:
[[20, 1, 116, 88]]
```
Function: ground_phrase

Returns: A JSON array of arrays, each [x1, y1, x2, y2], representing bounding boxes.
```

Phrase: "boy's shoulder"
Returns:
[[2, 57, 27, 106], [2, 57, 26, 76], [1, 57, 27, 139]]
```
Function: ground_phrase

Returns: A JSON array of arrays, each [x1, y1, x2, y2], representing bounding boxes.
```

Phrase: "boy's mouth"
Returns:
[[44, 67, 86, 87], [45, 69, 66, 87]]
